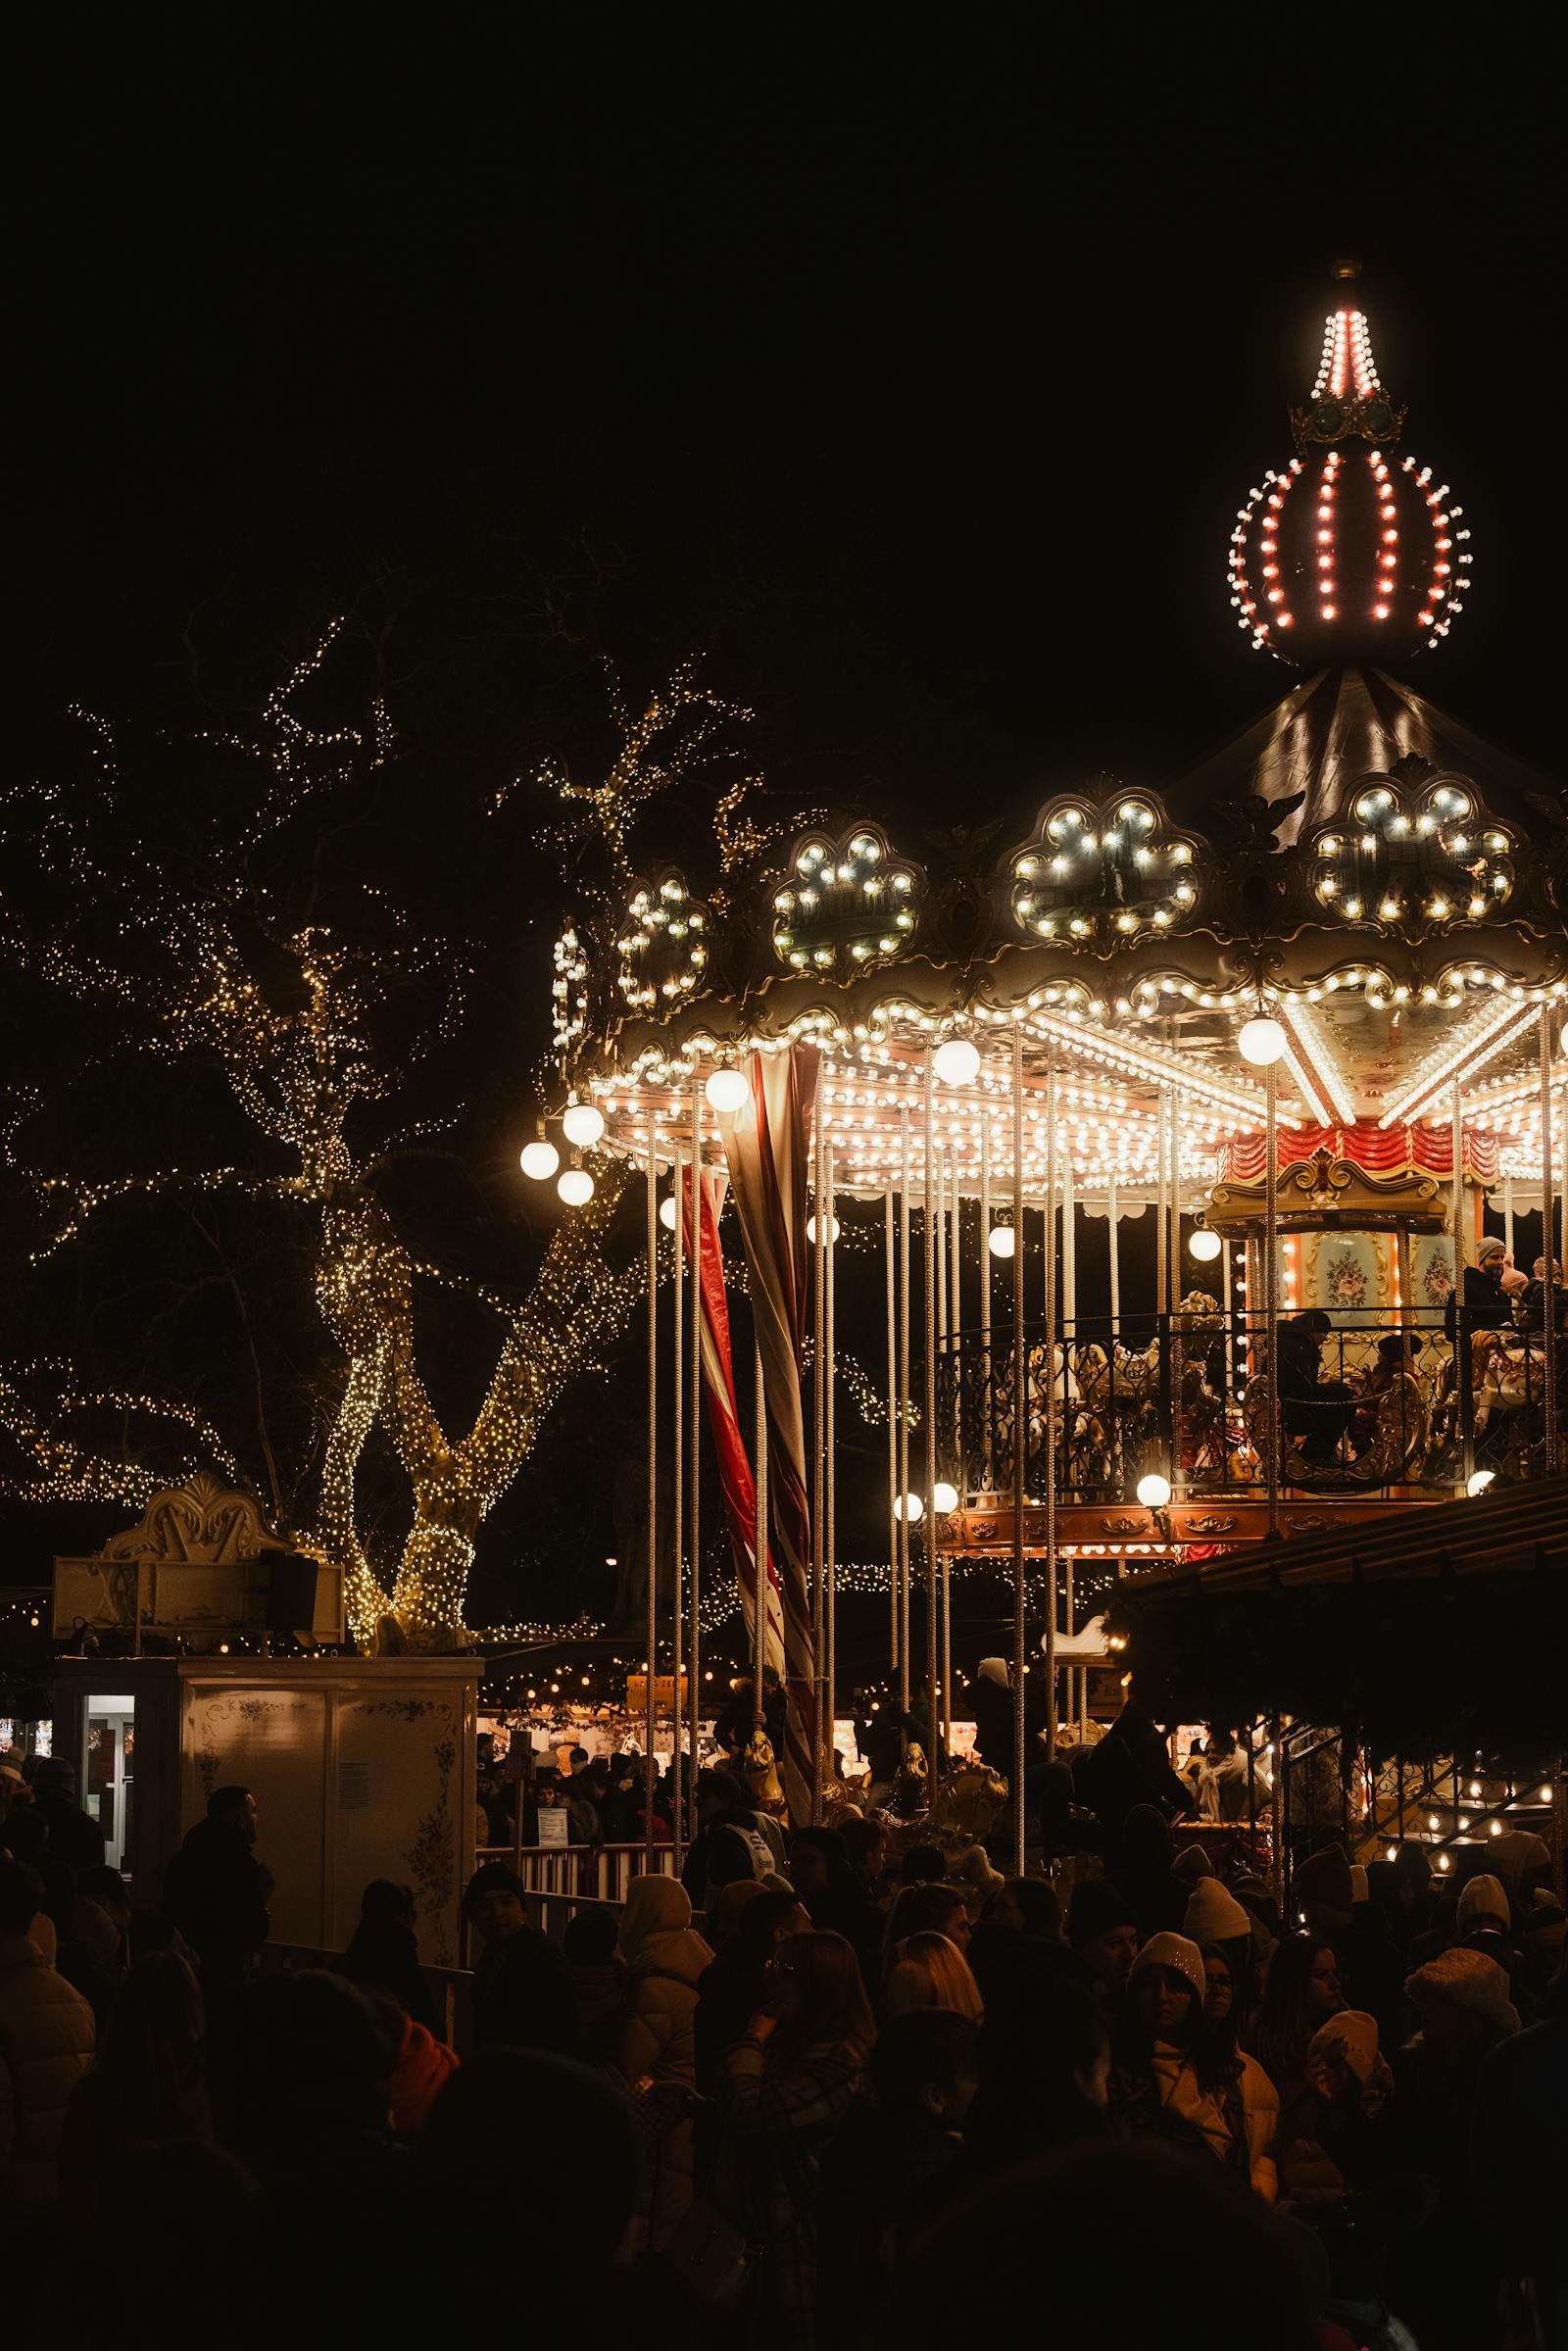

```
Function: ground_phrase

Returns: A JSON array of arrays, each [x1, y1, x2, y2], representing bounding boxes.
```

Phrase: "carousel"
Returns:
[[525, 271, 1568, 1869]]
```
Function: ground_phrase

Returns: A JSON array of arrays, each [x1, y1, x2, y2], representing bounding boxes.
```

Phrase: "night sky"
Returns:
[[7, 23, 1558, 1631]]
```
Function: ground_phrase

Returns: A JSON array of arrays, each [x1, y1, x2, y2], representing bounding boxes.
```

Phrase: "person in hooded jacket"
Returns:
[[615, 1873, 713, 2249], [1385, 1946, 1522, 2348], [1109, 1933, 1278, 2200], [694, 1887, 809, 2101]]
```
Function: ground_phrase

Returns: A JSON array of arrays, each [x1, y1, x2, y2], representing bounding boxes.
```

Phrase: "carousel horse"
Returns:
[[890, 1740, 930, 1817], [741, 1729, 786, 1815], [927, 1755, 1008, 1840]]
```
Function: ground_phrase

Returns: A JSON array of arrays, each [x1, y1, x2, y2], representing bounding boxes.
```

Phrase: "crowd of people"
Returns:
[[2, 1729, 1564, 2351]]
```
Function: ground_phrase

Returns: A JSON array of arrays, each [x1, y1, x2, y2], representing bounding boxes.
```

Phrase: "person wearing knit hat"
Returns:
[[1111, 1934, 1279, 2198], [1067, 1879, 1140, 1995], [1404, 1945, 1520, 2042], [1183, 1877, 1252, 1949], [1172, 1843, 1212, 1886]]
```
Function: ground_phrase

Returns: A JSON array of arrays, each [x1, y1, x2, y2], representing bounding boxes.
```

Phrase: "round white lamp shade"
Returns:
[[932, 1037, 980, 1087], [520, 1139, 560, 1182], [557, 1167, 595, 1206], [562, 1100, 606, 1148], [1237, 1016, 1287, 1067], [1136, 1471, 1173, 1509], [705, 1067, 751, 1114]]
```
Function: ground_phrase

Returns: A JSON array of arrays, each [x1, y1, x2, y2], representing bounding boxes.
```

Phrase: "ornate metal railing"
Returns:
[[931, 1304, 1565, 1509]]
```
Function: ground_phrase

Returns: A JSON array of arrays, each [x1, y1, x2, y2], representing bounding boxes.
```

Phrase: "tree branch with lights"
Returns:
[[1, 622, 720, 1651]]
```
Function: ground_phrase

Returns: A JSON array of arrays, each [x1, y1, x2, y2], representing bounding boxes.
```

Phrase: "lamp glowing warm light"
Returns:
[[1136, 1472, 1173, 1510], [988, 1224, 1016, 1258], [807, 1213, 841, 1244], [894, 1492, 925, 1523], [932, 1480, 959, 1513], [1466, 1469, 1494, 1496], [557, 1167, 595, 1206], [1237, 1016, 1287, 1067], [1189, 1226, 1222, 1262], [706, 1066, 751, 1114], [520, 1139, 560, 1182], [660, 1195, 678, 1231], [932, 1037, 981, 1088], [562, 1100, 606, 1148]]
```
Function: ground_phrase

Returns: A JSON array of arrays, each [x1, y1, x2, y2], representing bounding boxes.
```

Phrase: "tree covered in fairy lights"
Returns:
[[0, 622, 774, 1651]]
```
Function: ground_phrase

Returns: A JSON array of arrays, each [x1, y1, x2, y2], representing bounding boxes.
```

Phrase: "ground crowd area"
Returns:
[[1, 1730, 1563, 2351]]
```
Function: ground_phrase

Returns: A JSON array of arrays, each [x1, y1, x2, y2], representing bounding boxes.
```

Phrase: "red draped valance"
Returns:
[[1220, 1120, 1499, 1184]]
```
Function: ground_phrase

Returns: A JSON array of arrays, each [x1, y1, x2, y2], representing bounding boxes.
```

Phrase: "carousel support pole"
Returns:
[[812, 1108, 827, 1819], [1156, 1088, 1170, 1325], [754, 1334, 768, 1724], [981, 1116, 994, 1488], [689, 1084, 703, 1802], [1061, 1151, 1078, 1731], [1453, 1080, 1474, 1492], [899, 1107, 913, 1721], [923, 1045, 940, 1752], [645, 1119, 659, 1862], [1011, 1024, 1028, 1875], [1503, 1170, 1515, 1266], [1043, 1063, 1058, 1764], [671, 1137, 685, 1867], [885, 1189, 899, 1676], [1265, 1062, 1280, 1540], [1108, 1174, 1121, 1329], [1543, 1011, 1560, 1477], [825, 1145, 838, 1781], [941, 1145, 955, 1754]]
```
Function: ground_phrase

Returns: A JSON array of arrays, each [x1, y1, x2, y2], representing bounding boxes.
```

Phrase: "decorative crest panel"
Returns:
[[770, 824, 924, 973], [1308, 758, 1516, 928], [616, 870, 710, 1009], [1005, 785, 1203, 946]]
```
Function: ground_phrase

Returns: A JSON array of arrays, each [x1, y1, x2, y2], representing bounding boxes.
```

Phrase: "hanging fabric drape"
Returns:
[[680, 1162, 785, 1680], [719, 1044, 820, 1824]]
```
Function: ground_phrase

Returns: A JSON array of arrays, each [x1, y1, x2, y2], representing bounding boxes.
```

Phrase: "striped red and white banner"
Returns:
[[680, 1162, 787, 1680], [719, 1044, 820, 1824]]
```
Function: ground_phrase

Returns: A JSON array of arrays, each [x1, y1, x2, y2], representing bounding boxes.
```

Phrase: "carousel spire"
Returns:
[[1227, 263, 1474, 669]]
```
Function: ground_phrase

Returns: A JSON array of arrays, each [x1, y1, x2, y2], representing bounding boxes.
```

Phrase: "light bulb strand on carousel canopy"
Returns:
[[1379, 996, 1546, 1128]]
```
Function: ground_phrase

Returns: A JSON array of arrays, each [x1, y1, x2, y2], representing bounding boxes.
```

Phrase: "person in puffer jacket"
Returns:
[[1108, 1931, 1278, 2201], [0, 1858, 95, 2200], [615, 1875, 713, 2249]]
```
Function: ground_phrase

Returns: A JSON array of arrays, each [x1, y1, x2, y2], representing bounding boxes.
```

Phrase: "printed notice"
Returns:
[[338, 1762, 371, 1809]]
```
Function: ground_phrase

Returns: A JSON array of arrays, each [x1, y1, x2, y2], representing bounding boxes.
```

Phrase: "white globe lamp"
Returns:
[[933, 1037, 980, 1088], [894, 1492, 924, 1524], [1189, 1226, 1222, 1262], [706, 1066, 751, 1114], [1136, 1471, 1173, 1510], [562, 1099, 606, 1148], [1237, 1016, 1287, 1068], [519, 1139, 560, 1182], [932, 1480, 959, 1514], [807, 1212, 841, 1244], [557, 1167, 595, 1206], [988, 1224, 1016, 1259], [660, 1195, 678, 1231]]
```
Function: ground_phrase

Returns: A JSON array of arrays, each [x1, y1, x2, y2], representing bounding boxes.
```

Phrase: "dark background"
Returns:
[[6, 18, 1559, 1656]]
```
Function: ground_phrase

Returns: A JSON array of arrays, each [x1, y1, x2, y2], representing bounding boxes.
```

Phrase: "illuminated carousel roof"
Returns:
[[531, 279, 1567, 1206]]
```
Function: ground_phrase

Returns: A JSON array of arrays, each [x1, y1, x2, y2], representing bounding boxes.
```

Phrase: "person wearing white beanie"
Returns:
[[1111, 1933, 1279, 2200], [1183, 1878, 1252, 1949]]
